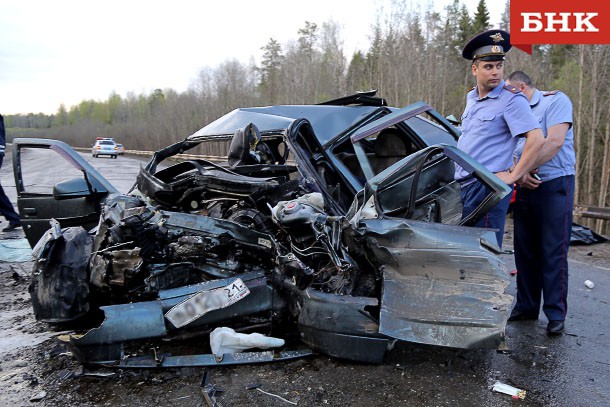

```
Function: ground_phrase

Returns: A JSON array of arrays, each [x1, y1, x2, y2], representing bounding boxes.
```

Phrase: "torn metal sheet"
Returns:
[[380, 265, 510, 348], [374, 221, 512, 348], [68, 301, 167, 363], [117, 349, 314, 368], [296, 287, 389, 363], [29, 226, 93, 323], [71, 301, 167, 346]]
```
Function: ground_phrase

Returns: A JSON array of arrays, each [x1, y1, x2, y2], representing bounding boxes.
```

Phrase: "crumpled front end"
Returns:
[[28, 138, 512, 364]]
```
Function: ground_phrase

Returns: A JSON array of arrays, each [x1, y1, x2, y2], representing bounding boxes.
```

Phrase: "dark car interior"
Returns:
[[289, 116, 464, 225]]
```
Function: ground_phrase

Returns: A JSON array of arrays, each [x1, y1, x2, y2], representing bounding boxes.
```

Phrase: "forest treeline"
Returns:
[[4, 0, 609, 233]]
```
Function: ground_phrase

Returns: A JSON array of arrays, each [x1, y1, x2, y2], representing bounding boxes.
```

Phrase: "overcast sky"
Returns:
[[0, 0, 503, 115]]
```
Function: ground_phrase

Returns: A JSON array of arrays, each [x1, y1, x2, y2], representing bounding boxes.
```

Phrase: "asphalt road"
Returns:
[[0, 148, 609, 406]]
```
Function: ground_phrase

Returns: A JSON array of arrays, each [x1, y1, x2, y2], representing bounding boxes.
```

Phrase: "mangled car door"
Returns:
[[349, 144, 513, 349], [361, 144, 512, 226], [12, 138, 118, 247]]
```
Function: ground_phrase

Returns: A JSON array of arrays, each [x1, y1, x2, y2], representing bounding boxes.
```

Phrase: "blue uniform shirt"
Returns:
[[455, 81, 540, 180], [514, 89, 575, 181]]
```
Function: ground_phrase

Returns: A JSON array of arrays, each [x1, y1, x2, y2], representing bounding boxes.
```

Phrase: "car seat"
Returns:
[[228, 123, 272, 167], [373, 128, 410, 173]]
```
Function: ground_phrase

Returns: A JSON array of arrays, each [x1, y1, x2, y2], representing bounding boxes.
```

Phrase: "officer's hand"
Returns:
[[520, 172, 542, 189], [494, 171, 514, 185]]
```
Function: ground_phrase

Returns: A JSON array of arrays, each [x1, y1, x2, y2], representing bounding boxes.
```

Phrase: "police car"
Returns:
[[91, 137, 119, 158]]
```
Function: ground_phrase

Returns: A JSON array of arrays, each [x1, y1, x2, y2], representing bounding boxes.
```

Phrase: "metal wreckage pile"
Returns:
[[23, 95, 513, 368]]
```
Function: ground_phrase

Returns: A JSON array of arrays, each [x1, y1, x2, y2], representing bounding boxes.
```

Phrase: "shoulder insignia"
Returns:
[[503, 84, 519, 93], [467, 86, 475, 93], [543, 90, 559, 96]]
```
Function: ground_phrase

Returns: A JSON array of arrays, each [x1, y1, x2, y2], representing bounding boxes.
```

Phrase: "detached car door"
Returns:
[[12, 138, 118, 247]]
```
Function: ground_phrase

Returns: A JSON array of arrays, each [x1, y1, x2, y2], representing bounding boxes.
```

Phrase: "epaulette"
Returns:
[[503, 84, 519, 93], [467, 86, 475, 93], [543, 90, 559, 96]]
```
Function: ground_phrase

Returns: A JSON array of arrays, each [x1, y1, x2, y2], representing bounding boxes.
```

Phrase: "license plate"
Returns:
[[165, 278, 250, 328]]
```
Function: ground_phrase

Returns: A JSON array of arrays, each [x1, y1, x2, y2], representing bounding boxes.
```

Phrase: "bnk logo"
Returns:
[[510, 0, 609, 54], [521, 13, 599, 33]]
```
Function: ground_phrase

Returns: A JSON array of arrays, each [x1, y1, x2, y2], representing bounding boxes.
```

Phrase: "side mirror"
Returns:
[[53, 177, 107, 200]]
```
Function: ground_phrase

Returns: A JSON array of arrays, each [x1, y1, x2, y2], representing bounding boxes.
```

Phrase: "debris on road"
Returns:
[[210, 327, 285, 358], [29, 390, 47, 402], [253, 387, 297, 405], [200, 370, 225, 407], [0, 238, 32, 262], [492, 381, 526, 400]]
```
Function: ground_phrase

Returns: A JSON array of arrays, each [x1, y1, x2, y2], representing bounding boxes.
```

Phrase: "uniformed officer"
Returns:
[[506, 71, 575, 335], [455, 29, 544, 247], [0, 114, 22, 232]]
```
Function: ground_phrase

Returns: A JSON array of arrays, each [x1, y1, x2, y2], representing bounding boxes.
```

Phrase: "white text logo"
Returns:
[[521, 12, 599, 32]]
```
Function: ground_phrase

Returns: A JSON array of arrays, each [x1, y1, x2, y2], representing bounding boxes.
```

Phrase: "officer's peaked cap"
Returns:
[[462, 29, 511, 61]]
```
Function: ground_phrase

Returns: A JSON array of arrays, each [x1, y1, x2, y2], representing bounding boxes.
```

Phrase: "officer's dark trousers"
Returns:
[[513, 175, 574, 322], [0, 154, 21, 225], [461, 180, 512, 247]]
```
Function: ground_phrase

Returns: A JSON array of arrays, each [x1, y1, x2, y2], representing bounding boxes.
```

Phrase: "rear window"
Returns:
[[100, 141, 115, 145]]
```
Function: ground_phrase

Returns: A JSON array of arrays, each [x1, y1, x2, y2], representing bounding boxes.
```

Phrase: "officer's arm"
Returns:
[[495, 128, 544, 185], [531, 122, 570, 168]]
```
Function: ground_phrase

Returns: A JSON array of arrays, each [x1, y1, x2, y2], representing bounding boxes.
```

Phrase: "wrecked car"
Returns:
[[12, 92, 513, 366]]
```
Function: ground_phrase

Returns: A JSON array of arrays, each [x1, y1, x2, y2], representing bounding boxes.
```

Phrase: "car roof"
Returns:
[[188, 104, 382, 145]]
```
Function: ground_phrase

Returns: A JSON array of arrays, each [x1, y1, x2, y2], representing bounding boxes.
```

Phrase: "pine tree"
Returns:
[[259, 38, 284, 104], [472, 0, 490, 33]]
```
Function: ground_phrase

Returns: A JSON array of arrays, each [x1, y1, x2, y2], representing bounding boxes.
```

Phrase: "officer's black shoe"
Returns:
[[2, 222, 21, 232], [547, 320, 565, 335], [508, 309, 538, 321]]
